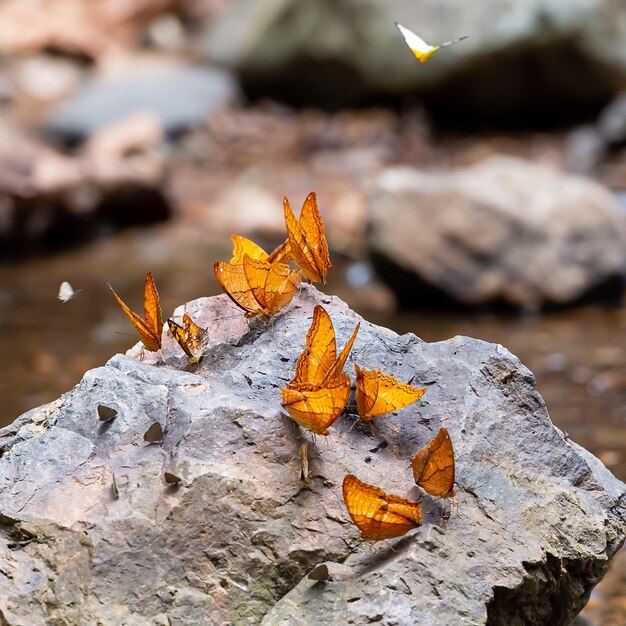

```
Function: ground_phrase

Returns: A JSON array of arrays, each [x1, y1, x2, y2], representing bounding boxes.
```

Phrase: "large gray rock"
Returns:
[[43, 62, 237, 145], [367, 156, 626, 309], [201, 0, 626, 118], [1, 287, 624, 625]]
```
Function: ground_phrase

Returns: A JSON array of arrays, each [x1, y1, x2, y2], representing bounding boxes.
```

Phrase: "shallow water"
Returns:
[[0, 225, 624, 625]]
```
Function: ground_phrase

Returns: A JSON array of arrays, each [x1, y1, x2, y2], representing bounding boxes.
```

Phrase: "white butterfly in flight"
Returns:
[[58, 281, 80, 303], [396, 22, 467, 63]]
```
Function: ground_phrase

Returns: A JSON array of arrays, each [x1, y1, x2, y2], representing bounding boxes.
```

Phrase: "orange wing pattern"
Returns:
[[230, 235, 269, 264], [282, 306, 360, 436], [284, 192, 331, 284], [243, 255, 301, 316], [281, 374, 351, 436], [321, 321, 360, 385], [214, 255, 300, 318], [411, 428, 456, 498], [342, 474, 422, 541], [354, 364, 427, 422], [167, 313, 209, 362], [109, 272, 163, 351], [267, 238, 291, 265], [291, 305, 337, 388]]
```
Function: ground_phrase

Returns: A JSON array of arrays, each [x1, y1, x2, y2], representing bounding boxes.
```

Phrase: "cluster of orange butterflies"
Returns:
[[108, 191, 457, 542]]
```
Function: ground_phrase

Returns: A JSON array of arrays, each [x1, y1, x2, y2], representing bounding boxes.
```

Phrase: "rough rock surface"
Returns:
[[202, 0, 626, 119], [367, 156, 626, 309], [1, 287, 624, 625]]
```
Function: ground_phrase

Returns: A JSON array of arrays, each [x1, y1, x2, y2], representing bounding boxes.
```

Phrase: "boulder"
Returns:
[[43, 61, 237, 145], [0, 115, 171, 259], [201, 0, 626, 121], [0, 287, 624, 625], [366, 156, 626, 309]]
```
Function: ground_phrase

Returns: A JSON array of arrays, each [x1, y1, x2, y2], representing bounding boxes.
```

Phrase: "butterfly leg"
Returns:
[[348, 416, 361, 433]]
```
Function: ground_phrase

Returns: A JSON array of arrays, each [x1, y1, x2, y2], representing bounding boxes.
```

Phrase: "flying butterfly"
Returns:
[[395, 22, 467, 63], [108, 272, 163, 352], [214, 254, 301, 318], [58, 281, 80, 302], [167, 313, 209, 363], [283, 192, 331, 284], [354, 364, 427, 422], [342, 474, 423, 541], [411, 427, 456, 499]]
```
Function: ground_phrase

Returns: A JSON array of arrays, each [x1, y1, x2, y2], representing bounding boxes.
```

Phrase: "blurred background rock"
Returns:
[[0, 1, 624, 623]]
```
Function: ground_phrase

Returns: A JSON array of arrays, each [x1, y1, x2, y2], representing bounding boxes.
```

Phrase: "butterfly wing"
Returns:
[[143, 272, 163, 344], [356, 366, 427, 420], [293, 305, 337, 387], [281, 374, 350, 436], [411, 427, 456, 498], [182, 313, 209, 361], [267, 238, 291, 265], [261, 262, 301, 316], [242, 255, 300, 316], [322, 321, 360, 384], [109, 282, 161, 351], [342, 474, 422, 540], [167, 318, 193, 358], [214, 261, 262, 316], [284, 193, 331, 284], [298, 192, 331, 280], [231, 235, 269, 263], [395, 22, 437, 62], [58, 281, 76, 302], [354, 363, 379, 421], [242, 254, 271, 310]]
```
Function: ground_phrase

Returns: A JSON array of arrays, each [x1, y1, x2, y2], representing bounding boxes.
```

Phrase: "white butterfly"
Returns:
[[395, 22, 467, 63], [58, 281, 80, 302]]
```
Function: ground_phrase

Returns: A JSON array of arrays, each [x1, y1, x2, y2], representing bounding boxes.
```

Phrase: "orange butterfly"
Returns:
[[343, 474, 423, 540], [282, 306, 360, 436], [284, 192, 331, 284], [109, 272, 163, 352], [288, 305, 360, 389], [411, 427, 456, 499], [214, 254, 301, 318], [282, 374, 351, 436], [354, 364, 427, 422], [167, 313, 209, 363]]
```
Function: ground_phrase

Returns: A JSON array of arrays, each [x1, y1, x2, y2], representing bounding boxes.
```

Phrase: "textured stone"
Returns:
[[0, 287, 624, 625], [367, 156, 626, 309]]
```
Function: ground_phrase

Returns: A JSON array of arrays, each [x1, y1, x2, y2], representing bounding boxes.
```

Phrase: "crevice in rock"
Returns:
[[486, 552, 608, 626]]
